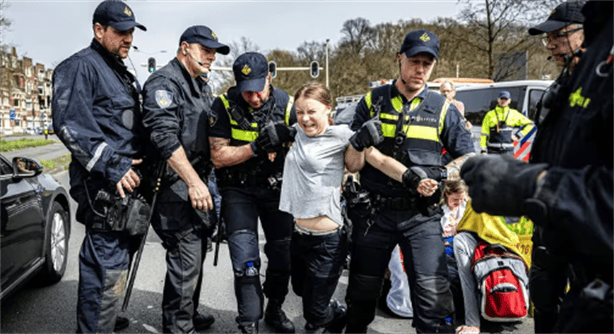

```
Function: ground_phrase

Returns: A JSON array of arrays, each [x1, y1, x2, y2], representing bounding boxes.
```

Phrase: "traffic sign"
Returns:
[[9, 109, 15, 120]]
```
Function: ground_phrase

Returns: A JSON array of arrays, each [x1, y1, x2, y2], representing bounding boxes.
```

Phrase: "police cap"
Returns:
[[528, 2, 585, 35], [233, 52, 269, 93], [399, 29, 439, 60], [93, 1, 146, 32], [180, 25, 230, 55]]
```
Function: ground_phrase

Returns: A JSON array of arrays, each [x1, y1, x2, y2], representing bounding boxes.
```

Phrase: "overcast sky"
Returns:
[[4, 0, 461, 83]]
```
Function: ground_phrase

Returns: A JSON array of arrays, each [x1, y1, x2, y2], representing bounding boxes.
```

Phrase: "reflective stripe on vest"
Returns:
[[220, 94, 294, 143], [285, 96, 294, 125], [365, 91, 450, 142], [220, 94, 258, 142]]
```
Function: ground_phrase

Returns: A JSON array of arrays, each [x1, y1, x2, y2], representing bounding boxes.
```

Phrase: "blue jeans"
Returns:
[[345, 208, 454, 333], [291, 227, 348, 327], [221, 185, 293, 326]]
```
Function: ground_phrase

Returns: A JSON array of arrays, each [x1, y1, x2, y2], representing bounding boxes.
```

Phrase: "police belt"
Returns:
[[371, 193, 419, 211], [219, 170, 270, 187], [487, 142, 514, 149]]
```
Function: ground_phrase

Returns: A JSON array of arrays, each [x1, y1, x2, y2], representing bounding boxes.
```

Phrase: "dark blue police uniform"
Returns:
[[52, 6, 146, 330], [528, 2, 613, 332], [141, 57, 216, 333], [209, 78, 296, 332], [347, 81, 474, 333]]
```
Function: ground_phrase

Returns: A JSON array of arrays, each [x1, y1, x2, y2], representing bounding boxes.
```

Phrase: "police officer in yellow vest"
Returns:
[[208, 52, 297, 334], [345, 29, 476, 333], [480, 90, 535, 155]]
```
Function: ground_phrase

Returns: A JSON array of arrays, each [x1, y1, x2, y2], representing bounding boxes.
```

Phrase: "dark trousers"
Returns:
[[152, 200, 208, 334], [77, 230, 134, 333], [345, 208, 454, 333], [291, 228, 348, 327], [221, 185, 293, 326], [529, 244, 570, 333]]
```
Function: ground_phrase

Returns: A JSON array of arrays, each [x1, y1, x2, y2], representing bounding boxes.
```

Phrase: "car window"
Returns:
[[0, 158, 12, 175], [528, 88, 546, 121]]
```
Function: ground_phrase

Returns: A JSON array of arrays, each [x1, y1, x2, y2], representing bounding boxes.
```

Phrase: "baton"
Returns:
[[122, 161, 166, 312], [213, 201, 223, 266]]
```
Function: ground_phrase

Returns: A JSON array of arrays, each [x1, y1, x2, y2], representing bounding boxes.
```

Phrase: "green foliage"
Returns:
[[40, 154, 71, 174], [0, 138, 56, 152]]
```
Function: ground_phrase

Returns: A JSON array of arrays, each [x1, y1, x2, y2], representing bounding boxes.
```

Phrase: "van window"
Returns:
[[456, 86, 527, 125]]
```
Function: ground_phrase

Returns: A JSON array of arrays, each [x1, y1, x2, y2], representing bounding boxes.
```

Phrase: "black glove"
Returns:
[[402, 167, 427, 191], [255, 122, 296, 153], [460, 155, 548, 217], [402, 166, 446, 191], [349, 119, 384, 151]]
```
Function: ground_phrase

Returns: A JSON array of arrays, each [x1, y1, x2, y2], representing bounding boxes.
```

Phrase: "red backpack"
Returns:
[[471, 241, 529, 322]]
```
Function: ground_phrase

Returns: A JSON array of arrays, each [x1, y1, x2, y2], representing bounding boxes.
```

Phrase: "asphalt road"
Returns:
[[0, 145, 535, 334]]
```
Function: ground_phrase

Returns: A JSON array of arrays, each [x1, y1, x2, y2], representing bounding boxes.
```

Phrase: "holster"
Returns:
[[106, 194, 151, 236]]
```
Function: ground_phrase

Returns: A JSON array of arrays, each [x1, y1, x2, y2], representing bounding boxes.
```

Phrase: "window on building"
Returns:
[[38, 85, 44, 95], [13, 99, 19, 107], [26, 99, 32, 110]]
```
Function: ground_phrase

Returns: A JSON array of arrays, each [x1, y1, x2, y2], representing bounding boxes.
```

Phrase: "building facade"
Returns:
[[1, 47, 53, 136]]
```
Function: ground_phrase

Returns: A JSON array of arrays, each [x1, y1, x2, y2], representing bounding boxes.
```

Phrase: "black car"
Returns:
[[0, 154, 71, 300]]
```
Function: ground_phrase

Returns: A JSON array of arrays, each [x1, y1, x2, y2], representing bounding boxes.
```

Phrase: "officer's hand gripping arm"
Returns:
[[254, 122, 297, 153], [349, 118, 384, 152], [401, 166, 442, 197]]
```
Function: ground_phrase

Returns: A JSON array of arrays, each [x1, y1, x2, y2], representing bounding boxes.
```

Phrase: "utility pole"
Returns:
[[325, 39, 330, 88]]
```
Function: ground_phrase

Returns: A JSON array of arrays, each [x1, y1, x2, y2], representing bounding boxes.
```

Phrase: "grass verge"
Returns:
[[1, 138, 57, 152], [40, 154, 71, 174]]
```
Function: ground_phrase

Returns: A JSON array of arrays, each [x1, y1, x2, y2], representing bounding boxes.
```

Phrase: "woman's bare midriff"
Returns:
[[295, 216, 339, 231]]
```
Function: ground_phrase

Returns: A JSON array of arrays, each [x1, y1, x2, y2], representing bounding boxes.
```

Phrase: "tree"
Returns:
[[455, 0, 565, 80], [339, 18, 374, 55], [296, 41, 325, 63]]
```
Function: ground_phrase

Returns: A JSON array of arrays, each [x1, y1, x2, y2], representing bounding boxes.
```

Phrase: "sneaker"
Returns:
[[114, 316, 130, 332], [194, 312, 215, 331]]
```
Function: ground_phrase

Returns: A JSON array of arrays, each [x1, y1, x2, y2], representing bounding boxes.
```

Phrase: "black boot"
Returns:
[[264, 298, 295, 333], [304, 322, 318, 333], [114, 316, 130, 332], [239, 322, 258, 334], [323, 299, 347, 334], [193, 312, 215, 331]]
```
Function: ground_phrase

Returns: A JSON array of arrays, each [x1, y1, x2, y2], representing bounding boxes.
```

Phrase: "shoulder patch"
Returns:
[[209, 112, 218, 127], [155, 90, 173, 109]]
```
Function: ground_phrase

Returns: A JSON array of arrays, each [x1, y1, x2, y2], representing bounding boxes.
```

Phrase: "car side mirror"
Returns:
[[12, 157, 43, 178]]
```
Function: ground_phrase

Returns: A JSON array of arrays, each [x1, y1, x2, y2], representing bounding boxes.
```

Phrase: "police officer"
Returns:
[[208, 52, 297, 334], [461, 2, 612, 332], [51, 1, 146, 332], [523, 2, 586, 332], [141, 25, 229, 333], [479, 90, 534, 155], [345, 29, 475, 333]]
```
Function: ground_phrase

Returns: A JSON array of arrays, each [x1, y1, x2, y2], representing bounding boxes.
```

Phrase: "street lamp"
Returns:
[[325, 39, 330, 88]]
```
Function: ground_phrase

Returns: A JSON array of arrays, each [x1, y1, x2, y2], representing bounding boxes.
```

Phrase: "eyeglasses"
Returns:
[[542, 27, 583, 46]]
